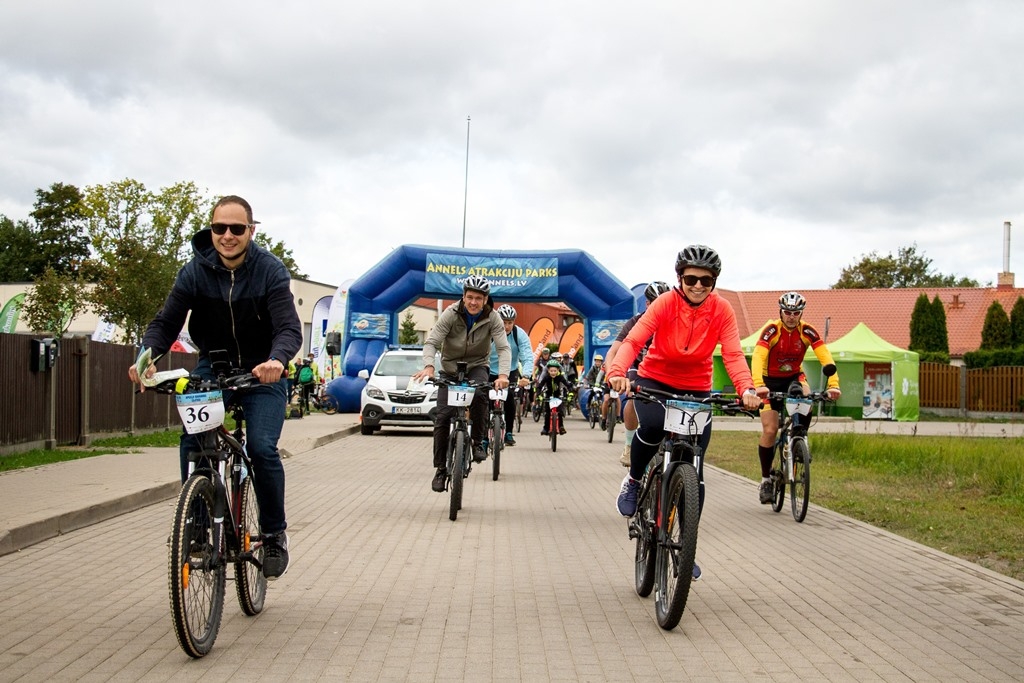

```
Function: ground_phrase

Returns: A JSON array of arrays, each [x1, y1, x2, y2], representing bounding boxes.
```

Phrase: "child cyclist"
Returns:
[[537, 359, 572, 436]]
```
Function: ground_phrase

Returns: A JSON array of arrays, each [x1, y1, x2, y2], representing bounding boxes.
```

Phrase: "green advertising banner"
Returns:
[[1, 294, 25, 334]]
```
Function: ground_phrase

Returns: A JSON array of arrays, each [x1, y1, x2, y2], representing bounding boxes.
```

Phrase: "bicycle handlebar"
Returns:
[[632, 385, 758, 419], [428, 376, 493, 390], [765, 390, 835, 403], [148, 370, 259, 395]]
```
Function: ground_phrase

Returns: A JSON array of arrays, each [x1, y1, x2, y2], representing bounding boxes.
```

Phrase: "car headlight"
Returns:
[[429, 389, 438, 401], [366, 386, 386, 400]]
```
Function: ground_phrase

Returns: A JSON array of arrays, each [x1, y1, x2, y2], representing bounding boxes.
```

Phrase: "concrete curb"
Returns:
[[0, 482, 180, 557], [0, 424, 360, 558]]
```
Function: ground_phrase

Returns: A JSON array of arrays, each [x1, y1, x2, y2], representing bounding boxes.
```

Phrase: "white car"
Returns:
[[358, 347, 439, 435]]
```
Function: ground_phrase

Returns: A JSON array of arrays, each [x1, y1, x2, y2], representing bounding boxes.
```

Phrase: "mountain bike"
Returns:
[[531, 391, 544, 423], [487, 387, 507, 481], [606, 389, 621, 443], [765, 365, 837, 523], [628, 387, 755, 630], [140, 356, 268, 658], [515, 384, 529, 433], [431, 363, 491, 521], [587, 385, 605, 429], [544, 394, 564, 452]]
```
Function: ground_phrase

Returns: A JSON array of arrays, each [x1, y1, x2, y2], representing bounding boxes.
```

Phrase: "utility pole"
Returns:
[[461, 116, 471, 248]]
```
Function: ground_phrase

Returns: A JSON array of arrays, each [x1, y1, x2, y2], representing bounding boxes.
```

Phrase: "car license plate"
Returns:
[[393, 406, 422, 414]]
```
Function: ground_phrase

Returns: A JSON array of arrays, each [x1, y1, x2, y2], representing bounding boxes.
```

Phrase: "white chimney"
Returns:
[[998, 220, 1014, 289]]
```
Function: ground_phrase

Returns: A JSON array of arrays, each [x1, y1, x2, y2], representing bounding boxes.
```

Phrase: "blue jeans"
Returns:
[[180, 359, 288, 535]]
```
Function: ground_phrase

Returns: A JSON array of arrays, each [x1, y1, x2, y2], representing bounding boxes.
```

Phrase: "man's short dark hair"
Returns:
[[212, 195, 255, 224]]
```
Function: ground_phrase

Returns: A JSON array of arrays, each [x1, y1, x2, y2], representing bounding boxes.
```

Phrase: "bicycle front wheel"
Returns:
[[771, 443, 786, 513], [589, 400, 598, 429], [169, 475, 225, 658], [449, 430, 465, 521], [321, 395, 338, 415], [790, 438, 811, 523], [235, 474, 267, 616], [634, 468, 660, 597], [655, 462, 700, 630], [606, 408, 617, 443], [491, 414, 502, 481]]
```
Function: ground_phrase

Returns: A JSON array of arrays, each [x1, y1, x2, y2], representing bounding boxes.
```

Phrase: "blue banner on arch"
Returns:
[[424, 253, 558, 297]]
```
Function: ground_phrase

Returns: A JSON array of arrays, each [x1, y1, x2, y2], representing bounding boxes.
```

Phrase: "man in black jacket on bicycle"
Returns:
[[128, 195, 301, 580]]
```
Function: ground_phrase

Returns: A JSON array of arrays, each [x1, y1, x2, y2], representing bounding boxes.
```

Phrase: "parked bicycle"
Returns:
[[628, 387, 755, 630], [765, 365, 837, 523], [430, 363, 492, 521], [309, 382, 338, 415], [487, 387, 507, 481], [141, 356, 268, 658]]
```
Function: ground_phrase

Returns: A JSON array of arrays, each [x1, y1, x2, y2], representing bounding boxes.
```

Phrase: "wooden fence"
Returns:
[[919, 361, 1024, 414]]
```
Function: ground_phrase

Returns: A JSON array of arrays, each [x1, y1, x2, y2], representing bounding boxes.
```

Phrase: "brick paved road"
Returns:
[[1, 414, 1022, 681]]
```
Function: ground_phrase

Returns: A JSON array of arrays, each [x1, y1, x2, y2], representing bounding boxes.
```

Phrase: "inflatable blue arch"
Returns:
[[327, 244, 636, 411]]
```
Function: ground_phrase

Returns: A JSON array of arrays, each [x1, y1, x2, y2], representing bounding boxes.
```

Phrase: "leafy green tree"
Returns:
[[908, 293, 932, 352], [28, 182, 92, 277], [930, 295, 949, 354], [0, 215, 36, 281], [82, 179, 206, 345], [979, 301, 1012, 350], [1010, 296, 1024, 348], [22, 266, 90, 337], [399, 310, 419, 344], [832, 243, 979, 289], [253, 231, 306, 279]]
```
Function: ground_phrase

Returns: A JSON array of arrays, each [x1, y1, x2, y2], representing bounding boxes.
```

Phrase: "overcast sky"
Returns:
[[2, 1, 1022, 295]]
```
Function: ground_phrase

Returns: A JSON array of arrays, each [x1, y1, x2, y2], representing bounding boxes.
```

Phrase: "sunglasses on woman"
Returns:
[[681, 274, 716, 287], [210, 223, 253, 236]]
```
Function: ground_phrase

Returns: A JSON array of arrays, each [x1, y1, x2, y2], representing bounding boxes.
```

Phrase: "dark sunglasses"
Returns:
[[681, 274, 716, 287], [210, 223, 252, 236]]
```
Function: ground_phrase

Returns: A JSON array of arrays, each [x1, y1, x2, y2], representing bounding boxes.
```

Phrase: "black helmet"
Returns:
[[463, 275, 490, 295], [675, 244, 722, 277], [644, 280, 671, 303]]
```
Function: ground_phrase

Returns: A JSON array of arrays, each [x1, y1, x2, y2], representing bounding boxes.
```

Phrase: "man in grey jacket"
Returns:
[[412, 275, 511, 492]]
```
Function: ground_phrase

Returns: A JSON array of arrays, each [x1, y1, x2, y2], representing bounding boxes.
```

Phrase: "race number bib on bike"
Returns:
[[785, 397, 813, 417], [663, 400, 711, 435], [489, 388, 508, 401], [175, 391, 225, 434], [448, 385, 476, 407]]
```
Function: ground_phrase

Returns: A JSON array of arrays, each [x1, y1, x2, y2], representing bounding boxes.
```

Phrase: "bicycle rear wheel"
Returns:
[[770, 443, 786, 513], [655, 462, 700, 630], [169, 475, 225, 658], [634, 468, 660, 597], [235, 474, 267, 615], [606, 408, 617, 443], [320, 395, 338, 415], [589, 399, 599, 429], [790, 438, 811, 523], [491, 414, 502, 481], [449, 430, 465, 521]]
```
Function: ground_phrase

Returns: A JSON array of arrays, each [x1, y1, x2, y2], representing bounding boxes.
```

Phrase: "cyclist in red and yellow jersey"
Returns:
[[751, 291, 841, 504]]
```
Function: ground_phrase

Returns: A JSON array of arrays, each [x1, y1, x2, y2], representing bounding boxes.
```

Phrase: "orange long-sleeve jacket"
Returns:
[[605, 288, 754, 393]]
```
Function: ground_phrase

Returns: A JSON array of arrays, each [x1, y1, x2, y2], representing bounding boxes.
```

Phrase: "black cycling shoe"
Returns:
[[262, 531, 290, 580], [472, 446, 487, 463], [431, 468, 447, 492]]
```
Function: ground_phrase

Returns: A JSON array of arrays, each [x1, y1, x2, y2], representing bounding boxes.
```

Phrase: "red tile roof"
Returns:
[[725, 287, 1024, 357]]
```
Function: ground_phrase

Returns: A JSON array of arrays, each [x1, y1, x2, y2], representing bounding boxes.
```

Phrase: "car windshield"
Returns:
[[375, 354, 423, 377]]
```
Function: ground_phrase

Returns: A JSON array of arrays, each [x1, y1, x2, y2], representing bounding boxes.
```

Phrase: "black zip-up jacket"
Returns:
[[141, 229, 302, 370]]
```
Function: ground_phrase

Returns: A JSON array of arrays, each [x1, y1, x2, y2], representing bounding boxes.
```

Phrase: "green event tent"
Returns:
[[713, 322, 919, 421]]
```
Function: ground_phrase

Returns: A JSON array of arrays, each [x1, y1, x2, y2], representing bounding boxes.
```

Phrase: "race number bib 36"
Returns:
[[175, 391, 225, 434]]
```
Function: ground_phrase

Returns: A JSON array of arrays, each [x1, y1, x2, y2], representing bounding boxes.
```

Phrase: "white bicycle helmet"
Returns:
[[644, 280, 671, 303], [463, 275, 490, 295], [779, 291, 807, 312], [497, 304, 517, 320]]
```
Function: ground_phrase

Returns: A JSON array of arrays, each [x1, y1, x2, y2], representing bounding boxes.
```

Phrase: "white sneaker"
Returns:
[[619, 443, 631, 467]]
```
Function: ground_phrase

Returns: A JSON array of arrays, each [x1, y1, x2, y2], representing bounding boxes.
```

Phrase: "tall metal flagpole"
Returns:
[[461, 116, 471, 248]]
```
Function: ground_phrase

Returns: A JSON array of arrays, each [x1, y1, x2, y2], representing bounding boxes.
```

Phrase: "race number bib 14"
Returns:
[[175, 391, 226, 434]]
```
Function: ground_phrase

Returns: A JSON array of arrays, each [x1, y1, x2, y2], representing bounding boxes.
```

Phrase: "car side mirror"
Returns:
[[357, 369, 369, 380]]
